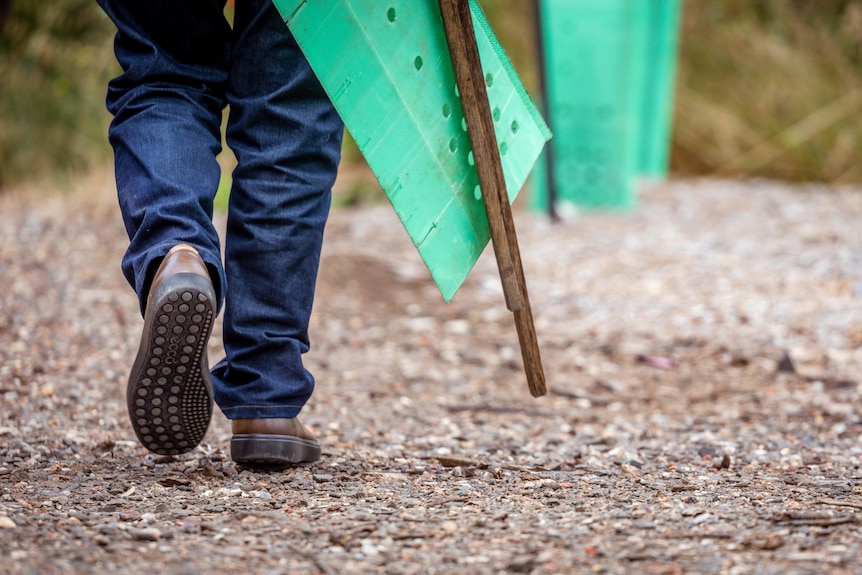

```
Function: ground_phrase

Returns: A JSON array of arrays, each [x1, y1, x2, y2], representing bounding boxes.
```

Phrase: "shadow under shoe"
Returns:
[[127, 245, 216, 456], [231, 418, 322, 466]]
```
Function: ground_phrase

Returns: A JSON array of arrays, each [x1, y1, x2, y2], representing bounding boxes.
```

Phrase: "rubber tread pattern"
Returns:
[[128, 274, 215, 455]]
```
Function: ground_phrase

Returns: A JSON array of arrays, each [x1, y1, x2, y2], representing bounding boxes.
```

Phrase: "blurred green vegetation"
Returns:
[[673, 0, 862, 183], [0, 0, 117, 188], [5, 0, 862, 191]]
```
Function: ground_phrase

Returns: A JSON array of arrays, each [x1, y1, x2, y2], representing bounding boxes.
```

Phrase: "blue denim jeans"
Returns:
[[98, 0, 344, 419]]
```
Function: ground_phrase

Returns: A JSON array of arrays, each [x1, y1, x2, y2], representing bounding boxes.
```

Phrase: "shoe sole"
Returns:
[[128, 273, 215, 455], [231, 434, 322, 466]]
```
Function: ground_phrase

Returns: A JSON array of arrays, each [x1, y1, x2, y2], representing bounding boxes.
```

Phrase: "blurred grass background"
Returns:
[[4, 0, 862, 192], [0, 0, 116, 189]]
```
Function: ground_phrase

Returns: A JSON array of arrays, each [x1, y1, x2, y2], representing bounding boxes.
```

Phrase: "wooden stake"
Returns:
[[438, 0, 547, 398]]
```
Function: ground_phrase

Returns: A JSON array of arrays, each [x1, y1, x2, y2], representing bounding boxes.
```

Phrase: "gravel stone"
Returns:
[[3, 174, 862, 574]]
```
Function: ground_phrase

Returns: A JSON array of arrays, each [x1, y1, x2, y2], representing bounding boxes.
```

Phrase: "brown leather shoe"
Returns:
[[230, 418, 321, 465], [128, 244, 216, 456]]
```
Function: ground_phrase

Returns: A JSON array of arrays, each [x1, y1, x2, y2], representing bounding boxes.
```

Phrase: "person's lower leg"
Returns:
[[212, 0, 343, 420]]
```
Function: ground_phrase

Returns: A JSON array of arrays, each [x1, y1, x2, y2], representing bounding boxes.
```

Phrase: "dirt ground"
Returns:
[[3, 172, 862, 574]]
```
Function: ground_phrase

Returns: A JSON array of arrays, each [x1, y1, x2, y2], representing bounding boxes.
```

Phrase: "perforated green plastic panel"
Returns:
[[271, 0, 551, 301]]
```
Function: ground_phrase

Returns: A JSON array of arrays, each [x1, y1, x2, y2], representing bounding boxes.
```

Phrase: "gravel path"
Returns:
[[3, 173, 862, 574]]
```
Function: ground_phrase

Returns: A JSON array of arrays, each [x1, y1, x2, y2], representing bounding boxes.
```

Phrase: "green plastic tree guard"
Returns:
[[637, 0, 682, 178], [271, 0, 551, 302], [531, 0, 681, 212]]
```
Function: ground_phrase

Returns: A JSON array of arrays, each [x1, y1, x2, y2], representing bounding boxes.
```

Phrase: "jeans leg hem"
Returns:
[[220, 405, 305, 420]]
